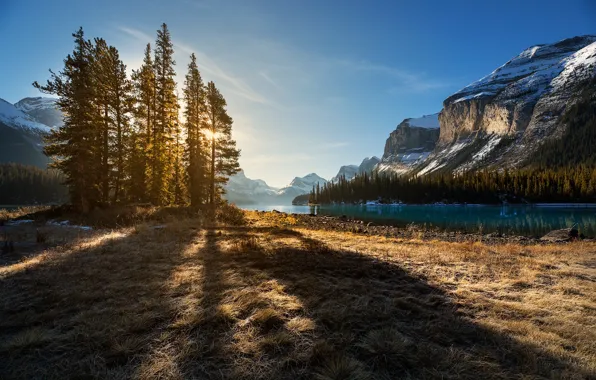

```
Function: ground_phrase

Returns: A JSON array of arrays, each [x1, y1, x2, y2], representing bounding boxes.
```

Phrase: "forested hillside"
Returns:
[[0, 163, 67, 205]]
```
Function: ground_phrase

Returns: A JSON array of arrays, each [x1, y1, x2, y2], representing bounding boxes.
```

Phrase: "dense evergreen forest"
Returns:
[[0, 164, 67, 205], [31, 24, 240, 212], [313, 166, 596, 205]]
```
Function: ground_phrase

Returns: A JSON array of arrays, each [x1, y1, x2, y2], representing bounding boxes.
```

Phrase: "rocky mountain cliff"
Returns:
[[415, 35, 596, 175], [331, 156, 381, 183], [375, 36, 596, 177], [377, 114, 440, 174]]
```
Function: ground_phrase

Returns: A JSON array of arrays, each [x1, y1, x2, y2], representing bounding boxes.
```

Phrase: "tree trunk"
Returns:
[[210, 132, 215, 207]]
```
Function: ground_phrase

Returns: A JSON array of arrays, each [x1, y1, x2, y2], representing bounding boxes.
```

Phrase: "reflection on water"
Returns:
[[241, 204, 596, 237]]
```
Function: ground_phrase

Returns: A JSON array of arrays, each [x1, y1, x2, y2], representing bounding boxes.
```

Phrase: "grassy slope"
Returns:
[[0, 210, 595, 379]]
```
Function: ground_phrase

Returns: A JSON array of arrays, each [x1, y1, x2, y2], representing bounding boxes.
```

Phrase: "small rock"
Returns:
[[540, 228, 579, 242]]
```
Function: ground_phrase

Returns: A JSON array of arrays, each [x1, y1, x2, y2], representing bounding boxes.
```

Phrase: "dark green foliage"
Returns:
[[183, 53, 208, 207], [33, 24, 240, 211], [34, 27, 100, 212], [129, 43, 156, 203], [0, 163, 67, 204], [204, 81, 241, 206], [292, 194, 310, 205], [316, 166, 596, 204], [151, 23, 180, 205]]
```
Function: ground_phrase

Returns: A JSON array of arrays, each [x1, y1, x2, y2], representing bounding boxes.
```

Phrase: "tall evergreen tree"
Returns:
[[151, 23, 178, 205], [34, 28, 100, 212], [91, 39, 132, 203], [183, 53, 207, 207], [92, 38, 112, 203], [107, 46, 132, 203], [204, 81, 241, 206], [130, 43, 156, 202]]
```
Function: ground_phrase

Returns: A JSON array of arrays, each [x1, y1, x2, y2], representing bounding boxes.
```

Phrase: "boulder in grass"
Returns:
[[540, 228, 579, 242]]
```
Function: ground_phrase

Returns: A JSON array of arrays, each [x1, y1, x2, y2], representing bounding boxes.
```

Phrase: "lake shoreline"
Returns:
[[252, 210, 594, 243]]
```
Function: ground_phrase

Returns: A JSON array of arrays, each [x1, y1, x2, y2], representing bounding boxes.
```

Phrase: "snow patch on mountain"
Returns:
[[277, 173, 327, 198], [0, 98, 52, 134], [14, 97, 63, 128], [446, 36, 596, 107], [405, 114, 440, 129], [331, 165, 359, 183], [225, 170, 278, 196]]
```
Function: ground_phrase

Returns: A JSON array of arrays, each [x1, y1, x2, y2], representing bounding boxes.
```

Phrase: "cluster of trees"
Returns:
[[0, 164, 67, 205], [312, 166, 596, 204], [35, 24, 239, 212]]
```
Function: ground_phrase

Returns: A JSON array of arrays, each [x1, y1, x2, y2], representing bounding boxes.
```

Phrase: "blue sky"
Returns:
[[1, 0, 594, 187]]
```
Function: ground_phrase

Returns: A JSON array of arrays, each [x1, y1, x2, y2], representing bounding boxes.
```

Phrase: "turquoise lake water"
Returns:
[[241, 204, 596, 237]]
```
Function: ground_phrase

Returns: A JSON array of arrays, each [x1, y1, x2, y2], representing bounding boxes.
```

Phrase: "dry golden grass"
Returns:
[[0, 209, 594, 379]]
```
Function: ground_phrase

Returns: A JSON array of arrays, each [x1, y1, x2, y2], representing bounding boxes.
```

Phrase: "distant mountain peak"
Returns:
[[14, 96, 63, 128], [0, 97, 52, 134]]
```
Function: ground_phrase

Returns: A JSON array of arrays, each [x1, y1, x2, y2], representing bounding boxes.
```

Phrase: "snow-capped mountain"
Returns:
[[331, 156, 382, 183], [376, 35, 596, 177], [418, 35, 596, 175], [0, 97, 56, 167], [0, 98, 52, 134], [223, 171, 328, 205], [226, 169, 278, 195], [14, 97, 62, 128], [331, 165, 359, 183], [358, 156, 381, 173], [377, 113, 440, 174], [277, 173, 327, 199], [223, 170, 281, 205]]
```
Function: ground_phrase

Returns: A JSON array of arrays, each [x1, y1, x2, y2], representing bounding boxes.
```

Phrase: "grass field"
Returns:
[[1, 209, 595, 379]]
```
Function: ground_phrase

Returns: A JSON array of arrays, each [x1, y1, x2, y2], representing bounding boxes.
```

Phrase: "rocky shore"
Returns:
[[258, 210, 590, 245]]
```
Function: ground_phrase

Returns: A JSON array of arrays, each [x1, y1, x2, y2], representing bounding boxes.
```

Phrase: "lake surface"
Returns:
[[241, 204, 596, 237]]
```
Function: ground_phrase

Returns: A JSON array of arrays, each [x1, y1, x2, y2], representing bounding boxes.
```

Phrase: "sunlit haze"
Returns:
[[1, 0, 594, 187]]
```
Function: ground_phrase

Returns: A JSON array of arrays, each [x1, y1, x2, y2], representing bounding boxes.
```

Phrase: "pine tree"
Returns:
[[107, 46, 132, 203], [90, 39, 133, 204], [170, 94, 185, 204], [204, 81, 241, 207], [92, 38, 112, 203], [34, 27, 100, 212], [183, 53, 207, 207], [130, 43, 156, 202], [151, 23, 178, 205]]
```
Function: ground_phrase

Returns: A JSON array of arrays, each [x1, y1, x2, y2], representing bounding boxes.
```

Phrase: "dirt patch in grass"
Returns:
[[0, 211, 594, 379]]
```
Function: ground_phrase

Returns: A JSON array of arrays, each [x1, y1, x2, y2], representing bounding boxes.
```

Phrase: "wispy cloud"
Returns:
[[335, 59, 450, 93], [258, 71, 280, 89], [117, 26, 271, 105], [118, 26, 153, 43]]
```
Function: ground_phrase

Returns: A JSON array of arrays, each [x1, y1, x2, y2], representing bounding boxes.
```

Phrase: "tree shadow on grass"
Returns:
[[178, 226, 588, 380], [0, 222, 201, 379], [0, 222, 588, 379]]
